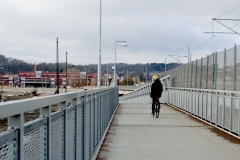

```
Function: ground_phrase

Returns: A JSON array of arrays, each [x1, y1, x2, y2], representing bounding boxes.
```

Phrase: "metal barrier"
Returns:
[[0, 87, 118, 160], [167, 87, 240, 137]]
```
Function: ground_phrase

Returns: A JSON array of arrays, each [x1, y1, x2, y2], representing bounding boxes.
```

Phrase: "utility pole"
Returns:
[[146, 65, 147, 83], [127, 70, 128, 86], [65, 52, 68, 93], [55, 38, 59, 94], [188, 46, 190, 63]]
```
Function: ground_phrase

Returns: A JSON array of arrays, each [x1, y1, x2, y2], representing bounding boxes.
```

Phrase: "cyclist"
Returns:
[[151, 78, 163, 115]]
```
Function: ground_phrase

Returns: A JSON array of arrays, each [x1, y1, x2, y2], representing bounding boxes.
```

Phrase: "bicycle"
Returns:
[[153, 99, 161, 118]]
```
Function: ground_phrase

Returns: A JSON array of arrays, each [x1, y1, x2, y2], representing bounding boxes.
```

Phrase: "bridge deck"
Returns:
[[97, 103, 240, 160]]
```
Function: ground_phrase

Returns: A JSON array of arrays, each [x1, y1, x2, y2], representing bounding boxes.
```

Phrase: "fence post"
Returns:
[[223, 48, 226, 90], [206, 56, 209, 89], [190, 62, 193, 88], [8, 113, 24, 160], [214, 52, 218, 90], [40, 106, 51, 160], [200, 58, 203, 89], [195, 60, 197, 88], [71, 98, 78, 160], [59, 101, 67, 160], [234, 44, 237, 91], [80, 94, 87, 160]]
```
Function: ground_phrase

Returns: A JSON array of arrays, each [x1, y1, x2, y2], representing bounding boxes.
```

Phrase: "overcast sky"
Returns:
[[0, 0, 240, 65]]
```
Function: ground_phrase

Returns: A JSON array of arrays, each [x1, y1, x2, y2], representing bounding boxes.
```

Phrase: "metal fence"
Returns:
[[0, 87, 118, 160], [167, 87, 240, 137], [162, 44, 240, 91]]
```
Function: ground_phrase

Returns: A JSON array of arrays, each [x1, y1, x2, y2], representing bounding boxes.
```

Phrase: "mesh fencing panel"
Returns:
[[232, 97, 239, 134], [192, 61, 197, 88], [196, 59, 201, 89], [207, 54, 214, 89], [216, 51, 224, 90], [51, 113, 64, 160], [0, 132, 18, 159], [207, 94, 212, 121], [199, 93, 203, 117], [67, 107, 76, 160], [225, 48, 234, 90], [217, 96, 224, 126], [202, 57, 207, 89], [212, 94, 217, 124], [23, 122, 47, 160], [236, 45, 240, 90], [202, 94, 207, 119], [224, 97, 231, 130]]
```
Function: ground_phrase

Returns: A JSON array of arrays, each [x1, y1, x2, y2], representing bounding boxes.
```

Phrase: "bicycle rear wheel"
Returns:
[[155, 104, 159, 118]]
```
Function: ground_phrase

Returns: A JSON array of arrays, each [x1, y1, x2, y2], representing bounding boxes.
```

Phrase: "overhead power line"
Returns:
[[178, 5, 240, 56]]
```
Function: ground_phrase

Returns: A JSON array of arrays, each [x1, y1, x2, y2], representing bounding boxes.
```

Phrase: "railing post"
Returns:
[[71, 98, 78, 160], [59, 101, 67, 160], [8, 113, 24, 160], [211, 52, 215, 89], [206, 56, 209, 89], [223, 93, 225, 128], [200, 58, 203, 89], [216, 92, 219, 125], [233, 44, 237, 91], [239, 96, 240, 136], [80, 95, 86, 160], [40, 106, 51, 160], [214, 52, 217, 90], [195, 60, 197, 88], [223, 48, 226, 90], [230, 93, 233, 132]]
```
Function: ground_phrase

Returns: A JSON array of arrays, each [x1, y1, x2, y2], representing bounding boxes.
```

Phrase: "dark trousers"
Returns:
[[152, 97, 158, 113]]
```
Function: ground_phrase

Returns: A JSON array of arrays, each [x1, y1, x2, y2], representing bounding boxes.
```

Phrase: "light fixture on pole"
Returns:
[[114, 39, 128, 86]]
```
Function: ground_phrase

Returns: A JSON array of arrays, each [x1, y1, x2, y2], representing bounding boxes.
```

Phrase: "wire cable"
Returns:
[[179, 5, 240, 57]]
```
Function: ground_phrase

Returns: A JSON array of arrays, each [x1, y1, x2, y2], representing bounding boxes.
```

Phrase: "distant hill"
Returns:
[[0, 54, 179, 80]]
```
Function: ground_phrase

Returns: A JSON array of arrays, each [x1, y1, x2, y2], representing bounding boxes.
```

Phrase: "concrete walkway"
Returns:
[[97, 103, 240, 160]]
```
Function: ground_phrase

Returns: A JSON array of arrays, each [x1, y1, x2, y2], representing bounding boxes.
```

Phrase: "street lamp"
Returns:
[[97, 0, 102, 89], [106, 64, 113, 86], [114, 39, 128, 86]]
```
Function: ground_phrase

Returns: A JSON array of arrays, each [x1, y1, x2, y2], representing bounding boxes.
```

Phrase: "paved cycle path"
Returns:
[[97, 103, 240, 160]]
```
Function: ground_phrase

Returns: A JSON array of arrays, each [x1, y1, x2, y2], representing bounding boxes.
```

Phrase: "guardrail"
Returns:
[[167, 87, 240, 137], [0, 87, 119, 160]]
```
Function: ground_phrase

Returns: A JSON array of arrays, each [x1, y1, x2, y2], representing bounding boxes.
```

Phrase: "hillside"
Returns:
[[0, 54, 179, 81]]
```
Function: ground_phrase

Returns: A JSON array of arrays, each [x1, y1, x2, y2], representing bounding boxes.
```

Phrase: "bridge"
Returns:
[[1, 45, 240, 159]]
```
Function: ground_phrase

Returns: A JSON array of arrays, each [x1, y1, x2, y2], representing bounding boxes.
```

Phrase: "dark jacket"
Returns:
[[151, 79, 163, 98]]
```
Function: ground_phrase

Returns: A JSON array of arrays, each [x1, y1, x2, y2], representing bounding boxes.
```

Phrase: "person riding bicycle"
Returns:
[[151, 77, 163, 115]]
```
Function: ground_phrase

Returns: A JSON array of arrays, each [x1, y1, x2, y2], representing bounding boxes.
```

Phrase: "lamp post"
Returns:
[[114, 39, 127, 86], [97, 0, 102, 88], [0, 68, 4, 102], [106, 64, 112, 86]]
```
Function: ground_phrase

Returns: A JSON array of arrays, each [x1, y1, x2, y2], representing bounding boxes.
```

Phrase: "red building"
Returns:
[[17, 71, 101, 88]]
